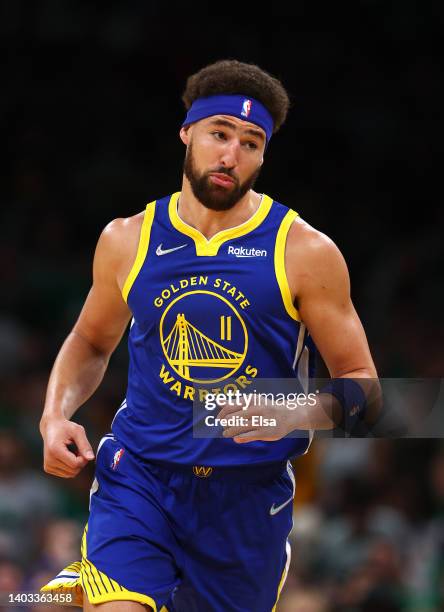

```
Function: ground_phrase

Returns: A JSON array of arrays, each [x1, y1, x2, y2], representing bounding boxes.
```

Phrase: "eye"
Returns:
[[243, 141, 258, 150], [212, 131, 227, 140]]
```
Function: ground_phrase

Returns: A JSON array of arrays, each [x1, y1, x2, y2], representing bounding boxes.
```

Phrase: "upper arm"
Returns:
[[72, 217, 140, 355], [286, 220, 377, 378]]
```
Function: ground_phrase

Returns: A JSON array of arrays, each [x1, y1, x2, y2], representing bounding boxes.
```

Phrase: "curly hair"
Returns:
[[182, 60, 290, 133]]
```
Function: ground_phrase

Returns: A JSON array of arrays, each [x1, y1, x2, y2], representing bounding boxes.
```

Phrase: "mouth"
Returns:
[[209, 173, 235, 188]]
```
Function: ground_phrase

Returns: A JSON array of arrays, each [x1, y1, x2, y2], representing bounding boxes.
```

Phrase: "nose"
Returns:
[[219, 139, 241, 168]]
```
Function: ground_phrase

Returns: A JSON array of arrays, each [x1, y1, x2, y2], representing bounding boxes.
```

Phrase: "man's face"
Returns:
[[181, 115, 266, 211]]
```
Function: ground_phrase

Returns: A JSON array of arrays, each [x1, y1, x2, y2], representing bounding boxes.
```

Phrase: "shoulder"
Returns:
[[285, 215, 350, 296], [93, 210, 145, 289], [288, 216, 342, 259], [269, 196, 342, 265], [95, 211, 144, 257]]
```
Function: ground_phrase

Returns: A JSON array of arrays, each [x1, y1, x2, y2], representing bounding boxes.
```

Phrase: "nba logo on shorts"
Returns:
[[241, 99, 252, 117], [111, 448, 125, 470]]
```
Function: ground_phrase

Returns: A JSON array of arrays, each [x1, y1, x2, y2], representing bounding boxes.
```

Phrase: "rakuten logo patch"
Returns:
[[227, 246, 267, 258]]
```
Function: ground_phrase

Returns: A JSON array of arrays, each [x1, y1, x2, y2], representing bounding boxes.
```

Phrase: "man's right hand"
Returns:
[[40, 418, 95, 478]]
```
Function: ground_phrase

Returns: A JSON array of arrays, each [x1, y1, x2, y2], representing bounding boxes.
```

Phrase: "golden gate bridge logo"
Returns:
[[160, 291, 248, 383]]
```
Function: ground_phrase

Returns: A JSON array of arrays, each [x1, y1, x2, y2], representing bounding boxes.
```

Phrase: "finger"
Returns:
[[233, 430, 283, 443], [233, 430, 262, 443], [45, 454, 84, 474], [50, 443, 89, 469], [69, 427, 95, 461], [48, 469, 80, 479], [45, 463, 81, 478], [222, 423, 256, 438], [217, 405, 248, 420], [47, 457, 88, 473], [217, 406, 241, 419]]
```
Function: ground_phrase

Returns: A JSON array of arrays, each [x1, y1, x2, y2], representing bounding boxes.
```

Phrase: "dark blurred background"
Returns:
[[0, 2, 443, 611]]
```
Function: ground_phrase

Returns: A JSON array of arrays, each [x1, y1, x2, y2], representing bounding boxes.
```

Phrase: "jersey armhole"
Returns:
[[274, 209, 301, 321], [121, 200, 156, 303]]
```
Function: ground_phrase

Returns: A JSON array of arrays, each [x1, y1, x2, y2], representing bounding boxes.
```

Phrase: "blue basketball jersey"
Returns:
[[112, 191, 315, 466]]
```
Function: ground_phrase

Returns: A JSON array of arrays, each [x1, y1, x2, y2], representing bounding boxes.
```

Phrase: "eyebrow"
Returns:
[[207, 118, 265, 142]]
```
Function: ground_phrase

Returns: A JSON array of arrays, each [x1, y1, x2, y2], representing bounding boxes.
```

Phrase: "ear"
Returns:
[[180, 126, 191, 145]]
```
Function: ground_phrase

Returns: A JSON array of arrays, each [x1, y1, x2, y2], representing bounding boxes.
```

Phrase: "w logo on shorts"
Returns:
[[111, 448, 125, 471], [193, 465, 213, 478]]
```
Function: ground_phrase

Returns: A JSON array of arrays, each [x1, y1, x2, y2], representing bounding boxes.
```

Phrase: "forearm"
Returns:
[[289, 393, 342, 430], [40, 330, 110, 428], [290, 373, 382, 431]]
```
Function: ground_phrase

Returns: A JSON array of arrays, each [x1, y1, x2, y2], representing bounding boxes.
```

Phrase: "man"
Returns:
[[40, 60, 378, 611]]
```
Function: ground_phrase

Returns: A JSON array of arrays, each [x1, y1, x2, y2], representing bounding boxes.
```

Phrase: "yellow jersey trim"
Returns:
[[82, 522, 162, 610], [80, 526, 159, 611], [40, 523, 168, 610], [274, 209, 301, 321], [40, 582, 83, 607], [271, 570, 287, 612], [168, 191, 273, 256], [42, 581, 159, 609], [271, 541, 291, 611], [122, 200, 156, 303], [83, 591, 158, 608]]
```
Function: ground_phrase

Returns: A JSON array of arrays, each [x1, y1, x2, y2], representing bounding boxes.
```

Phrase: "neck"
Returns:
[[178, 178, 262, 240]]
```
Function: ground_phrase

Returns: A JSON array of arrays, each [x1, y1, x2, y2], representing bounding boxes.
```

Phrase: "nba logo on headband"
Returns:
[[241, 99, 252, 118], [182, 94, 273, 144]]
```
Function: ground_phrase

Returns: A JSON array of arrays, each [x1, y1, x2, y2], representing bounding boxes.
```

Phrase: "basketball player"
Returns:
[[40, 60, 378, 611]]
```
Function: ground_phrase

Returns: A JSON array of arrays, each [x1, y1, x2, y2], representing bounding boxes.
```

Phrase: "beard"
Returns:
[[183, 141, 262, 211]]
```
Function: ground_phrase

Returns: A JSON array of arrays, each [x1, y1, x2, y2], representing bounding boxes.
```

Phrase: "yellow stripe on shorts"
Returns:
[[41, 523, 167, 610]]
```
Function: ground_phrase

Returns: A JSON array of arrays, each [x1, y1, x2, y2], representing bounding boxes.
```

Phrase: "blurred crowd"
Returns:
[[279, 440, 444, 611], [2, 427, 444, 611], [1, 1, 443, 610]]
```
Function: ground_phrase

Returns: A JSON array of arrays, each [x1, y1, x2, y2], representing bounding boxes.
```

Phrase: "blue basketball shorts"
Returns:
[[42, 434, 296, 611]]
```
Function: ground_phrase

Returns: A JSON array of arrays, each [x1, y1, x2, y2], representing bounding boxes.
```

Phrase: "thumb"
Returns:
[[71, 427, 95, 461]]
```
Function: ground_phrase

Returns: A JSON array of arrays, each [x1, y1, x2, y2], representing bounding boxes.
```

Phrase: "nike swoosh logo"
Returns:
[[270, 495, 293, 516], [156, 243, 188, 256]]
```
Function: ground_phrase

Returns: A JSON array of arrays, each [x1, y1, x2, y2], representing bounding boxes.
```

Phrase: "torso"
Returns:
[[110, 190, 315, 465]]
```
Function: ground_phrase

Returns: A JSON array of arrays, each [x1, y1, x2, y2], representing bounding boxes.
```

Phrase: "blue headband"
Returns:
[[182, 94, 274, 144]]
